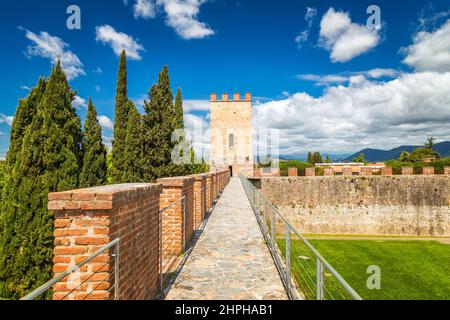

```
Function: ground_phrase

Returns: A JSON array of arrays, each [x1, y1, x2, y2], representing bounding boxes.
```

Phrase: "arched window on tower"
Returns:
[[229, 134, 235, 149]]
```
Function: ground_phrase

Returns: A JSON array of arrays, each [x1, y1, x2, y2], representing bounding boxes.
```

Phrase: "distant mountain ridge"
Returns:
[[342, 141, 450, 162]]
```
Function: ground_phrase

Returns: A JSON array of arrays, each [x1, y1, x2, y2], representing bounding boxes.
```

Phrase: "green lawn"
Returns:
[[280, 239, 450, 300]]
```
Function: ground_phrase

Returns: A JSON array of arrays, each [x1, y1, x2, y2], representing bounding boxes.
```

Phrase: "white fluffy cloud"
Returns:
[[184, 112, 210, 160], [20, 27, 85, 80], [402, 19, 450, 72], [319, 8, 380, 62], [97, 115, 114, 131], [254, 71, 450, 154], [131, 0, 214, 39], [95, 25, 145, 60], [295, 7, 317, 48], [134, 0, 156, 19], [0, 114, 14, 126], [184, 99, 210, 112], [72, 96, 87, 109], [297, 68, 399, 86]]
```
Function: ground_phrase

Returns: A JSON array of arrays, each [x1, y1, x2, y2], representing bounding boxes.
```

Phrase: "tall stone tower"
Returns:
[[210, 92, 254, 177]]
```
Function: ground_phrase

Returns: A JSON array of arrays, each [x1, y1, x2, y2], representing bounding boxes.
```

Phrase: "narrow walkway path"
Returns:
[[165, 177, 288, 300]]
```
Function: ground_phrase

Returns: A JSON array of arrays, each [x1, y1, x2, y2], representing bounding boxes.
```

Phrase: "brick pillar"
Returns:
[[445, 167, 450, 175], [288, 168, 298, 177], [255, 169, 262, 177], [324, 168, 334, 176], [305, 167, 315, 177], [381, 167, 393, 176], [342, 167, 353, 176], [49, 183, 162, 300], [158, 177, 195, 260], [422, 167, 434, 175], [402, 167, 413, 175], [218, 171, 224, 192], [212, 172, 218, 200], [206, 173, 213, 211], [191, 174, 207, 229], [361, 167, 373, 176]]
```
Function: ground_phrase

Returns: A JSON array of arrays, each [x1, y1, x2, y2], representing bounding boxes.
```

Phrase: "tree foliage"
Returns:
[[111, 50, 131, 183], [142, 66, 177, 181], [0, 63, 82, 299], [122, 102, 144, 183], [353, 153, 367, 164], [80, 99, 107, 188]]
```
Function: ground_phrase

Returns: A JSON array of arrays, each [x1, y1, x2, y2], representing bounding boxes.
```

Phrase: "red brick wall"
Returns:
[[212, 173, 218, 200], [49, 183, 162, 300], [445, 167, 450, 175], [324, 168, 334, 176], [288, 168, 298, 177], [192, 174, 207, 229], [382, 167, 393, 176], [158, 177, 195, 262], [48, 170, 230, 301], [423, 167, 435, 175], [361, 167, 373, 176], [206, 173, 213, 210]]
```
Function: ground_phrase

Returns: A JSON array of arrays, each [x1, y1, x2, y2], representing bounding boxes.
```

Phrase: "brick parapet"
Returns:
[[49, 183, 162, 300]]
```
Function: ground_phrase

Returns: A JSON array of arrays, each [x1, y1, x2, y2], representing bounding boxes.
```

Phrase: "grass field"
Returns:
[[281, 239, 450, 300]]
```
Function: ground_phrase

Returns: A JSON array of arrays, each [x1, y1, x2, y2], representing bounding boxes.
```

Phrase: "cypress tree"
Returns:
[[142, 66, 176, 181], [79, 99, 107, 188], [122, 102, 144, 183], [174, 88, 192, 176], [0, 63, 82, 299], [6, 79, 46, 168], [0, 78, 47, 299], [313, 152, 323, 164], [307, 152, 314, 164], [111, 50, 131, 183], [174, 88, 184, 130]]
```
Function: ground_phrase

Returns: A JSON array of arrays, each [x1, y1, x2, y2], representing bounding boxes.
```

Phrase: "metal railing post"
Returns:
[[263, 203, 268, 233], [194, 192, 197, 229], [159, 212, 163, 291], [183, 197, 186, 253], [316, 258, 324, 300], [114, 242, 120, 300], [203, 187, 206, 222], [270, 206, 275, 250], [286, 224, 291, 293]]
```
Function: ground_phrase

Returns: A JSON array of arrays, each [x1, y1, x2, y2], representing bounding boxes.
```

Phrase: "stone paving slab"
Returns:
[[165, 177, 288, 300]]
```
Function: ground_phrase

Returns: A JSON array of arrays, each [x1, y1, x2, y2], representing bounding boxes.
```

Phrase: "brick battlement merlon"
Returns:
[[210, 92, 252, 102], [48, 183, 162, 211]]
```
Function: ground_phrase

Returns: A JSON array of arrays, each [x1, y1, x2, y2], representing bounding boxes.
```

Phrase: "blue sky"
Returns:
[[1, 0, 450, 159]]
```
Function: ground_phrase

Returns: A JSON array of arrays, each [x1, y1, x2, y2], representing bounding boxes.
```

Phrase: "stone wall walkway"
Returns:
[[165, 177, 288, 300]]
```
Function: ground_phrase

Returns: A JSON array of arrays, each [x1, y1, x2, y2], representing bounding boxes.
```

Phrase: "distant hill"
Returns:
[[342, 141, 450, 162], [280, 153, 352, 162]]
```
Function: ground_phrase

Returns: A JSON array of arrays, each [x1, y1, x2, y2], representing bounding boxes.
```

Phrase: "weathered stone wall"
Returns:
[[257, 176, 450, 236]]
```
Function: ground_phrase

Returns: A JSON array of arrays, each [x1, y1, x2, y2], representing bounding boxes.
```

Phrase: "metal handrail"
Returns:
[[239, 174, 362, 300], [21, 238, 120, 300], [160, 196, 186, 214]]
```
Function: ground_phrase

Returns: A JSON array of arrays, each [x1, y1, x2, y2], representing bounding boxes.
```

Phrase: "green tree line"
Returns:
[[0, 50, 206, 299]]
